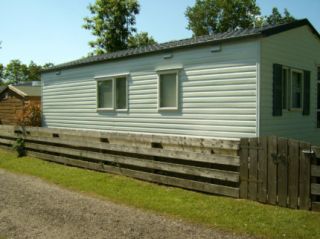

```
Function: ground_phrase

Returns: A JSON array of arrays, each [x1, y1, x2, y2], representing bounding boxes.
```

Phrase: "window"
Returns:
[[98, 80, 113, 109], [291, 70, 303, 109], [273, 64, 310, 116], [317, 67, 320, 128], [115, 78, 127, 109], [158, 71, 179, 110], [96, 75, 128, 111]]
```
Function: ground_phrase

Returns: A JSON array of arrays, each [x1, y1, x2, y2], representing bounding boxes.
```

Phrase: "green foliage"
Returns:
[[27, 61, 42, 81], [1, 60, 53, 84], [0, 63, 4, 85], [12, 138, 25, 157], [42, 63, 54, 69], [185, 0, 261, 36], [4, 59, 29, 84], [128, 32, 157, 48], [1, 150, 320, 239], [83, 0, 140, 54], [266, 7, 295, 25]]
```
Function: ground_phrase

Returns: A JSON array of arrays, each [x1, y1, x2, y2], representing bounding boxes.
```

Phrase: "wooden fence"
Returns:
[[0, 125, 240, 198], [240, 136, 319, 211], [1, 126, 320, 212]]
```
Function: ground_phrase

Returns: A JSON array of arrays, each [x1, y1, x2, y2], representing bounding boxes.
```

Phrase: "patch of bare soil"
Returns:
[[0, 169, 253, 239]]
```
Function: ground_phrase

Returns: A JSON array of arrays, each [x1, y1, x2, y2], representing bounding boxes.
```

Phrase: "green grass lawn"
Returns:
[[0, 149, 319, 239]]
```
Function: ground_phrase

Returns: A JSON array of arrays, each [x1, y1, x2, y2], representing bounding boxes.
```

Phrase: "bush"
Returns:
[[12, 137, 26, 157], [16, 102, 41, 127]]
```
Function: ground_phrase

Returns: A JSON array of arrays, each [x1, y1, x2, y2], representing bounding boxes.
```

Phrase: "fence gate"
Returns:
[[239, 136, 316, 210]]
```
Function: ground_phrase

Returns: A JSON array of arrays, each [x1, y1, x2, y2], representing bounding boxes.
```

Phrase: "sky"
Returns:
[[0, 0, 319, 66]]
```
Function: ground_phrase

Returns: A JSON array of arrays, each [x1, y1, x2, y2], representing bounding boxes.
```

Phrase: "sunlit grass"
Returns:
[[0, 148, 319, 239]]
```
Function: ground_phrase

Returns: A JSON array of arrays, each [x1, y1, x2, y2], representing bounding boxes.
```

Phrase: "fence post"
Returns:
[[299, 142, 311, 210]]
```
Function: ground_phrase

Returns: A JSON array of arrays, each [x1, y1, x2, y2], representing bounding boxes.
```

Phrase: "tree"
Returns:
[[128, 32, 157, 48], [42, 63, 54, 69], [83, 0, 140, 54], [185, 0, 261, 36], [0, 63, 4, 85], [266, 7, 295, 25], [4, 60, 29, 84], [28, 61, 42, 81]]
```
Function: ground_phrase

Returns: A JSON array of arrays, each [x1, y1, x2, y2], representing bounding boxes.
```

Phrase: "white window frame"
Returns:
[[157, 69, 179, 111], [95, 73, 129, 112], [290, 69, 304, 111]]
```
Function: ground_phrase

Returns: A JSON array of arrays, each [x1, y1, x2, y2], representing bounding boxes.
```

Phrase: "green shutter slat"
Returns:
[[303, 70, 311, 115], [273, 64, 283, 116]]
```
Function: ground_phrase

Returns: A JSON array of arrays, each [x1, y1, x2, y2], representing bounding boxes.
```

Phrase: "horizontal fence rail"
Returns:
[[0, 125, 240, 198]]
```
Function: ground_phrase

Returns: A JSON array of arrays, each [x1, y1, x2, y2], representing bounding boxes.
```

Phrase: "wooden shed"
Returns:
[[0, 85, 41, 125], [41, 19, 320, 144]]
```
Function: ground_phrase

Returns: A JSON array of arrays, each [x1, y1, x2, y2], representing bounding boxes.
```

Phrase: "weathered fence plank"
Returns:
[[299, 142, 311, 210], [277, 138, 288, 207], [257, 137, 268, 203], [267, 136, 277, 205], [0, 131, 240, 166], [311, 165, 320, 177], [0, 125, 240, 150], [239, 138, 249, 199], [311, 146, 320, 211], [312, 202, 320, 212], [25, 141, 239, 182], [311, 183, 320, 196], [248, 138, 258, 200], [27, 151, 240, 198], [288, 140, 299, 209]]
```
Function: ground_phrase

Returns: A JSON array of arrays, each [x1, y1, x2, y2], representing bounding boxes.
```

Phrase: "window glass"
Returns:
[[291, 71, 303, 109], [282, 68, 288, 109], [116, 77, 127, 109], [160, 73, 177, 108], [98, 80, 113, 108]]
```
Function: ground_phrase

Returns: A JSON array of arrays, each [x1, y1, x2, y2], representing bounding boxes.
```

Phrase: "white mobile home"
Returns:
[[41, 19, 320, 144]]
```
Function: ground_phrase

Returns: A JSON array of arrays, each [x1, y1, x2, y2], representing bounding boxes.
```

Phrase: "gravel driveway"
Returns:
[[0, 169, 253, 239]]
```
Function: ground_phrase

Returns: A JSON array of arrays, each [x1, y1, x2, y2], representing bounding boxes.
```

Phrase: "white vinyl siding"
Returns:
[[260, 25, 320, 144], [42, 40, 259, 139]]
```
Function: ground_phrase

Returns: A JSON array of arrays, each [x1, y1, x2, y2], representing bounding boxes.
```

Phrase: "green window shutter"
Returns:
[[303, 70, 311, 115], [273, 64, 283, 116]]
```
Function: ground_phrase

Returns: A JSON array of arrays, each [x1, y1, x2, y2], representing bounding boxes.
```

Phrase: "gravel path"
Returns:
[[0, 169, 253, 239]]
